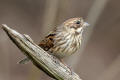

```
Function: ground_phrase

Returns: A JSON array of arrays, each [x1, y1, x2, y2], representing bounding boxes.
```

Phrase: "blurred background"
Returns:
[[0, 0, 120, 80]]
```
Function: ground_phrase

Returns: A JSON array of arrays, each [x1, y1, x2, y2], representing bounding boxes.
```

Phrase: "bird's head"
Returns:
[[62, 17, 89, 35]]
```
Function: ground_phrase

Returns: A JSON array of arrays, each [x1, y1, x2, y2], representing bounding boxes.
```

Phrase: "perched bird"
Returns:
[[19, 17, 89, 64]]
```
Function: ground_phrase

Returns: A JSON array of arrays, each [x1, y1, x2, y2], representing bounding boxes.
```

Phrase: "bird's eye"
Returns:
[[76, 21, 80, 24]]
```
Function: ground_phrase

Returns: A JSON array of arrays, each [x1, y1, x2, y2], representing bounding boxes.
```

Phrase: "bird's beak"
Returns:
[[83, 22, 90, 27]]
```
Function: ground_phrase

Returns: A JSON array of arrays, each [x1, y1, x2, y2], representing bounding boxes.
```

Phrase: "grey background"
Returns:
[[0, 0, 120, 80]]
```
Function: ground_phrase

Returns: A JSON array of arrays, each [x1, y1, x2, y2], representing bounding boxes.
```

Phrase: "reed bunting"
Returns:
[[19, 17, 89, 64]]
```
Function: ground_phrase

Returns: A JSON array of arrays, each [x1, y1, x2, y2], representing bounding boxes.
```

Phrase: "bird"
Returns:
[[18, 17, 89, 64]]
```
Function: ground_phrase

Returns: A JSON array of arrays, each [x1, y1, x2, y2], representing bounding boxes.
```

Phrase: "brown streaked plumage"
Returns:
[[18, 17, 89, 64], [39, 33, 55, 51]]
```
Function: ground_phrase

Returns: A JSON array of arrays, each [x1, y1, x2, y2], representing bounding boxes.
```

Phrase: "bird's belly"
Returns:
[[49, 33, 81, 58], [56, 48, 77, 58], [50, 41, 79, 58]]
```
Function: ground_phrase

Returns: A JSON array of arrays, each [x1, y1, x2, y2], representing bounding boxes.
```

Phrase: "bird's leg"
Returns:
[[59, 58, 66, 66], [59, 58, 73, 75], [52, 56, 73, 74]]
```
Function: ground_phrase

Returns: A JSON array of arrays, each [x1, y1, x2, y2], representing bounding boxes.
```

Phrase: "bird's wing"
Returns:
[[38, 33, 56, 51], [18, 32, 56, 64]]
